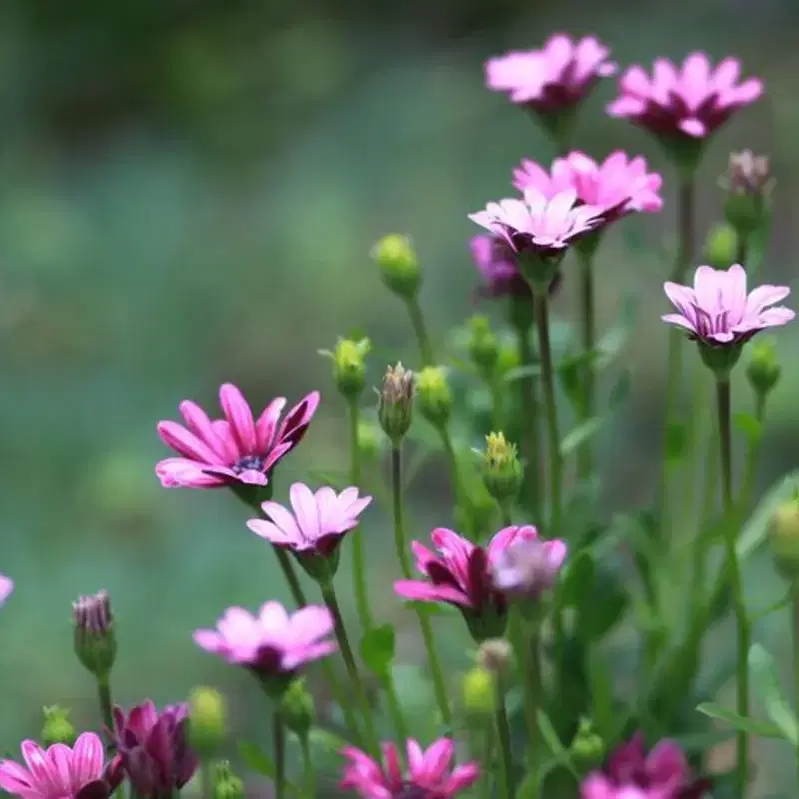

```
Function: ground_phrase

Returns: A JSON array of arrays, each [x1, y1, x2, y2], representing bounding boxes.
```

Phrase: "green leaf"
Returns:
[[558, 551, 595, 608], [536, 710, 578, 777], [672, 729, 736, 752], [309, 728, 349, 754], [595, 294, 638, 369], [695, 703, 786, 740], [733, 412, 763, 443], [748, 644, 799, 744], [560, 417, 605, 456], [360, 624, 396, 677], [587, 650, 616, 741], [737, 471, 799, 561], [608, 370, 632, 409], [503, 364, 541, 383], [576, 566, 630, 641], [239, 741, 276, 778]]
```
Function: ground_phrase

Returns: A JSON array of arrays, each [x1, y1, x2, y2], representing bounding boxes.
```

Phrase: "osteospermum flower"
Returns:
[[0, 574, 13, 606], [492, 535, 568, 598], [485, 33, 616, 115], [340, 738, 480, 799], [156, 383, 319, 489], [663, 264, 794, 346], [194, 601, 336, 679], [581, 733, 710, 799], [394, 525, 542, 640], [0, 733, 122, 799], [607, 52, 763, 141]]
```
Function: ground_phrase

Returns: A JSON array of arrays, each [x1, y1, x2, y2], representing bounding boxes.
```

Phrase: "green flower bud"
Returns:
[[72, 590, 116, 681], [747, 337, 781, 397], [482, 432, 523, 505], [768, 496, 799, 583], [702, 223, 738, 269], [467, 316, 499, 376], [188, 686, 228, 758], [42, 706, 76, 747], [416, 367, 452, 429], [722, 151, 773, 236], [569, 717, 605, 769], [357, 420, 384, 462], [697, 341, 743, 381], [279, 678, 315, 740], [378, 363, 414, 445], [496, 339, 521, 377], [330, 337, 371, 398], [476, 639, 513, 676], [212, 761, 244, 799], [462, 666, 496, 716], [371, 234, 421, 300]]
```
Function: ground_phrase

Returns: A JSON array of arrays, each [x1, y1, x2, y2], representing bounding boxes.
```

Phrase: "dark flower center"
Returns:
[[394, 784, 431, 799], [233, 455, 266, 474]]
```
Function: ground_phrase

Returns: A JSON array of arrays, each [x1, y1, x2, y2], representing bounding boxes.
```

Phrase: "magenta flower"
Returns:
[[247, 482, 372, 557], [194, 601, 336, 679], [112, 701, 198, 799], [486, 34, 616, 115], [492, 535, 568, 598], [513, 151, 663, 224], [581, 734, 710, 799], [0, 733, 121, 799], [608, 52, 763, 140], [340, 738, 480, 799], [0, 574, 13, 606], [394, 525, 541, 639], [663, 264, 794, 346], [156, 383, 319, 489]]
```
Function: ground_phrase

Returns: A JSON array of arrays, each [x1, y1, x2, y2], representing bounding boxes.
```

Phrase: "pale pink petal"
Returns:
[[744, 284, 791, 315], [679, 52, 712, 109], [661, 314, 698, 334], [259, 501, 304, 544], [246, 519, 296, 546], [44, 744, 73, 794], [289, 605, 335, 644], [289, 483, 321, 541], [678, 118, 707, 137], [0, 575, 13, 606], [257, 601, 291, 632], [580, 772, 616, 799], [193, 629, 225, 654]]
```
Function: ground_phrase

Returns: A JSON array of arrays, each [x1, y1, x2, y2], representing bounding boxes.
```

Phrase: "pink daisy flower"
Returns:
[[486, 33, 616, 115], [193, 601, 336, 679], [156, 383, 319, 489], [663, 264, 794, 346], [492, 535, 568, 598], [340, 738, 480, 799], [0, 733, 122, 799], [607, 52, 763, 140], [0, 574, 13, 606]]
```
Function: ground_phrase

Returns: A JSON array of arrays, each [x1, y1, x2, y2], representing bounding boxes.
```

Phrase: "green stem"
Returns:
[[300, 734, 315, 799], [391, 444, 452, 725], [489, 374, 506, 431], [792, 589, 799, 789], [200, 761, 213, 799], [274, 713, 286, 799], [348, 398, 373, 633], [405, 296, 435, 367], [96, 678, 114, 745], [494, 682, 514, 799], [320, 581, 380, 756], [514, 320, 542, 520], [480, 724, 495, 799], [717, 378, 749, 797], [736, 234, 749, 267], [577, 252, 595, 481], [508, 609, 540, 781], [741, 393, 766, 510], [533, 292, 562, 533]]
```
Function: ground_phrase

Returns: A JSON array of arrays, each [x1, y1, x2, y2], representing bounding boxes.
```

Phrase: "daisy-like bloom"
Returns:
[[663, 264, 794, 347], [0, 574, 13, 606], [156, 383, 319, 489], [607, 52, 763, 141], [581, 733, 710, 799], [485, 33, 616, 116], [492, 535, 568, 598], [194, 601, 336, 681], [340, 738, 480, 799], [394, 525, 542, 640], [0, 732, 122, 799]]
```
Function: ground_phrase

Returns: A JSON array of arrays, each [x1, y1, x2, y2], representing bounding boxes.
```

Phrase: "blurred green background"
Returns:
[[2, 0, 799, 793]]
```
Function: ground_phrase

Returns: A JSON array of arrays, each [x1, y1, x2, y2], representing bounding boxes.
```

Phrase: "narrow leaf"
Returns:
[[733, 412, 763, 444], [696, 702, 786, 740], [748, 644, 799, 744], [560, 417, 605, 456]]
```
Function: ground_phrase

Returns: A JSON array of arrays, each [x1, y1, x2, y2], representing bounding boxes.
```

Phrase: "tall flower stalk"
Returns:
[[348, 396, 372, 632], [273, 712, 286, 799], [577, 248, 596, 479]]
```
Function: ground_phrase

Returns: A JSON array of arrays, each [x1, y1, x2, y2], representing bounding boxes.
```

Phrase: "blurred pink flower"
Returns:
[[469, 188, 602, 259], [663, 264, 794, 346], [156, 383, 319, 489], [486, 34, 616, 114], [247, 482, 371, 557], [0, 574, 13, 606], [340, 738, 480, 798], [492, 535, 568, 597], [513, 151, 663, 224], [607, 52, 763, 139], [0, 733, 121, 799], [581, 733, 710, 799], [194, 601, 336, 676]]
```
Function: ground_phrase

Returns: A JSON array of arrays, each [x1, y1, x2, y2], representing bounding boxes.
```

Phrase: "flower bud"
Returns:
[[482, 432, 523, 505], [697, 340, 743, 381], [331, 337, 370, 398], [371, 234, 421, 300], [467, 316, 499, 376], [378, 363, 414, 445], [702, 223, 737, 269], [569, 717, 605, 769], [462, 666, 496, 716], [278, 678, 315, 740], [746, 337, 781, 398], [476, 639, 513, 676], [42, 705, 76, 747], [722, 150, 773, 236], [212, 762, 244, 799], [768, 496, 799, 583], [72, 590, 116, 681], [416, 367, 452, 429], [188, 686, 227, 758], [357, 420, 384, 462]]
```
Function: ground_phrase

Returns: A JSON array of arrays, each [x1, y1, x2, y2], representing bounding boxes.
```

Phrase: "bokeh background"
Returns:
[[2, 0, 799, 794]]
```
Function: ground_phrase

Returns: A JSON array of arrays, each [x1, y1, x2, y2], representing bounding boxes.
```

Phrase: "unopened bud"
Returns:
[[462, 667, 496, 716], [330, 337, 370, 398], [746, 337, 781, 397], [702, 223, 738, 269], [188, 686, 227, 758], [497, 340, 521, 378], [477, 639, 513, 676], [72, 590, 116, 681], [378, 363, 414, 445], [492, 537, 567, 600], [482, 432, 523, 505], [722, 151, 773, 236], [769, 496, 799, 583], [371, 234, 421, 300], [278, 678, 315, 740], [467, 316, 499, 376], [212, 762, 244, 799], [42, 706, 76, 747], [357, 420, 384, 462], [416, 367, 452, 429], [569, 717, 605, 768]]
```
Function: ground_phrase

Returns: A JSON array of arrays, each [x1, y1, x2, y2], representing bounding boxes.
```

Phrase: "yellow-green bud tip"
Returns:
[[331, 337, 370, 398], [416, 367, 452, 429], [42, 706, 76, 747], [768, 497, 799, 583], [462, 666, 495, 715], [188, 686, 227, 756], [371, 234, 421, 300], [212, 762, 244, 799], [569, 717, 605, 767], [702, 223, 738, 269], [747, 337, 781, 397], [482, 432, 523, 504]]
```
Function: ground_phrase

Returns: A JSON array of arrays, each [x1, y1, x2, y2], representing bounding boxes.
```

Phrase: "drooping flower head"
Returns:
[[340, 738, 480, 799], [581, 733, 710, 799], [394, 525, 544, 640], [156, 383, 319, 489], [112, 702, 197, 799], [0, 733, 122, 799], [492, 535, 568, 598]]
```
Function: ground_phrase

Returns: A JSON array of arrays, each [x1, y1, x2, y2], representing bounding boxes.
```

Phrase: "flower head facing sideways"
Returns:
[[340, 738, 480, 799], [0, 574, 12, 606], [156, 383, 319, 489], [0, 733, 122, 799], [492, 535, 568, 598]]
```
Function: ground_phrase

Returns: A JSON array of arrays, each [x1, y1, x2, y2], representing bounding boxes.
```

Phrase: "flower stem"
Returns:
[[494, 681, 514, 799], [300, 734, 315, 799], [717, 378, 750, 797], [577, 251, 595, 481], [320, 580, 380, 756], [736, 233, 749, 266], [405, 296, 435, 367], [514, 319, 542, 520], [508, 608, 540, 786], [391, 444, 452, 725], [741, 393, 766, 510], [479, 724, 495, 799], [96, 678, 114, 745], [792, 588, 799, 788], [274, 713, 286, 799], [201, 760, 213, 799], [348, 397, 373, 633]]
